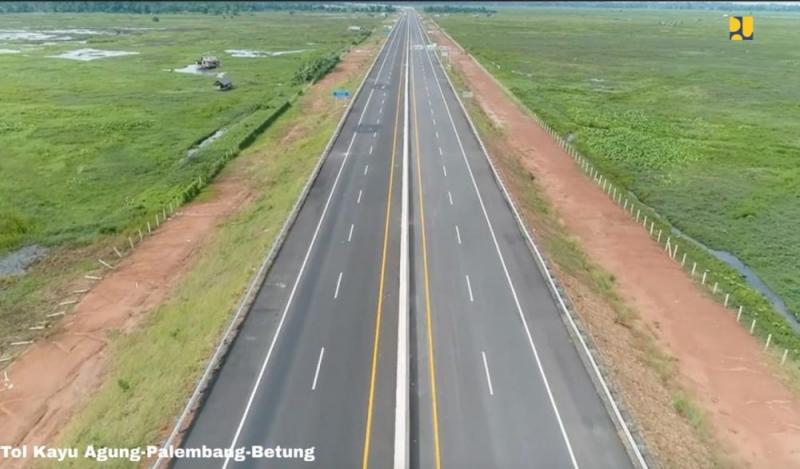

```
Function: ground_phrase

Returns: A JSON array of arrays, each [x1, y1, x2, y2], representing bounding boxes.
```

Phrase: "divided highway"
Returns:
[[166, 9, 639, 469]]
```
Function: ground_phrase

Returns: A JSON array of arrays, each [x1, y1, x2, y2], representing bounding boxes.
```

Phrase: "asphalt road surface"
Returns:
[[170, 9, 637, 469]]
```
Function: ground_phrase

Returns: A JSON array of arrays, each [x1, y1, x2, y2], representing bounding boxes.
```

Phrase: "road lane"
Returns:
[[408, 11, 635, 469], [173, 14, 407, 469]]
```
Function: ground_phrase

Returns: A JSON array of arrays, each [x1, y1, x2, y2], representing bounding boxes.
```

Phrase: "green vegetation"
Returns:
[[42, 42, 372, 466], [0, 12, 382, 362], [0, 13, 377, 255], [435, 9, 800, 352]]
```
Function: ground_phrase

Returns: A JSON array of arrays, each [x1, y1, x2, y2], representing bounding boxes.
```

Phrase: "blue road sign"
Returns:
[[332, 89, 350, 99]]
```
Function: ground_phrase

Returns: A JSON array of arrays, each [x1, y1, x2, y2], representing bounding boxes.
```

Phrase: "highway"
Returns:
[[405, 12, 634, 469], [167, 8, 638, 469], [172, 13, 408, 469]]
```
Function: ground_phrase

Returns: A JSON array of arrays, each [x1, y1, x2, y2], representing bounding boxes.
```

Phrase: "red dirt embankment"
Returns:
[[431, 27, 800, 469]]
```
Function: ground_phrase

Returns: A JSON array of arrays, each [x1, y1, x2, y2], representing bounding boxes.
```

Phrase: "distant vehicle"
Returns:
[[214, 73, 233, 91], [197, 56, 220, 70]]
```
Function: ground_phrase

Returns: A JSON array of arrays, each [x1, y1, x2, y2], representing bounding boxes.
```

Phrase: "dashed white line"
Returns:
[[481, 351, 494, 396], [312, 347, 325, 391], [442, 165, 447, 177], [357, 189, 363, 204], [432, 118, 436, 126], [438, 147, 443, 156], [348, 223, 354, 242], [373, 132, 377, 138], [377, 118, 381, 125], [455, 225, 462, 245], [448, 191, 453, 205], [435, 131, 440, 139], [364, 165, 370, 176], [465, 274, 474, 302], [369, 145, 373, 155], [334, 272, 343, 299]]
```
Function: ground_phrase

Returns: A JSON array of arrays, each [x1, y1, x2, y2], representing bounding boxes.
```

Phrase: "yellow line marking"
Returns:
[[411, 27, 443, 469], [361, 22, 407, 469]]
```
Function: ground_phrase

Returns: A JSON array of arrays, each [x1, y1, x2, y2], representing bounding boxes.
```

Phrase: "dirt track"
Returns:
[[430, 25, 800, 469]]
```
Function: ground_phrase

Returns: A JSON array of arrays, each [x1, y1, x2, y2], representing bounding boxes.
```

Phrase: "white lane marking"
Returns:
[[312, 347, 325, 391], [417, 22, 579, 468], [370, 145, 374, 155], [455, 225, 462, 245], [433, 117, 437, 126], [357, 189, 363, 204], [373, 131, 377, 138], [442, 165, 447, 177], [379, 106, 383, 114], [364, 165, 370, 176], [448, 191, 453, 206], [438, 147, 443, 156], [348, 223, 354, 242], [465, 274, 474, 302], [334, 271, 343, 299], [481, 351, 494, 396], [219, 16, 403, 469], [377, 118, 381, 125], [435, 131, 440, 139]]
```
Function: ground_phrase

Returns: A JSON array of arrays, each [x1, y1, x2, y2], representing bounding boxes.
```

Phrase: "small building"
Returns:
[[348, 25, 362, 32], [214, 73, 233, 91], [197, 56, 220, 70]]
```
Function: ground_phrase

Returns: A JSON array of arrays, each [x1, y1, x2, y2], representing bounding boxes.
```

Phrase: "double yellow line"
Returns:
[[410, 16, 443, 469], [361, 16, 407, 469]]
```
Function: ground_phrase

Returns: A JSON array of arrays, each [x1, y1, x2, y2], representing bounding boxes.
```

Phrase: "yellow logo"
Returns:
[[729, 16, 754, 40]]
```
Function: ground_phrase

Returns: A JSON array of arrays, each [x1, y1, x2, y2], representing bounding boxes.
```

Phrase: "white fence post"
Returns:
[[749, 318, 757, 334], [764, 334, 772, 351], [737, 305, 743, 322], [724, 293, 729, 307], [712, 282, 718, 294], [701, 271, 707, 285], [691, 262, 696, 276], [781, 349, 789, 366], [681, 252, 687, 266], [128, 237, 134, 250]]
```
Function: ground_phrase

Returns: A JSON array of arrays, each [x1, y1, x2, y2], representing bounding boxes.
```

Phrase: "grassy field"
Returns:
[[435, 8, 800, 326], [0, 12, 379, 253]]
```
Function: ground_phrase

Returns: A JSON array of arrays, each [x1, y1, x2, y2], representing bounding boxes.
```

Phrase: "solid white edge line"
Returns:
[[481, 351, 494, 396], [424, 17, 648, 469], [153, 14, 400, 469], [218, 18, 404, 469], [394, 10, 411, 469], [415, 19, 580, 469], [312, 347, 325, 391]]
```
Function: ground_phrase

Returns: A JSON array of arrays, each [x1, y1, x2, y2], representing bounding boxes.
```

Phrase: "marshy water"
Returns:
[[0, 245, 48, 277], [671, 226, 799, 333]]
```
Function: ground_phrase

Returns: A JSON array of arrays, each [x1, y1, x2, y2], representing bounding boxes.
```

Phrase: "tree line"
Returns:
[[0, 2, 396, 15]]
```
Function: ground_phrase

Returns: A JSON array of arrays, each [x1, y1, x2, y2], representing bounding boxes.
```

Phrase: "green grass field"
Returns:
[[435, 8, 800, 322], [0, 12, 379, 253]]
